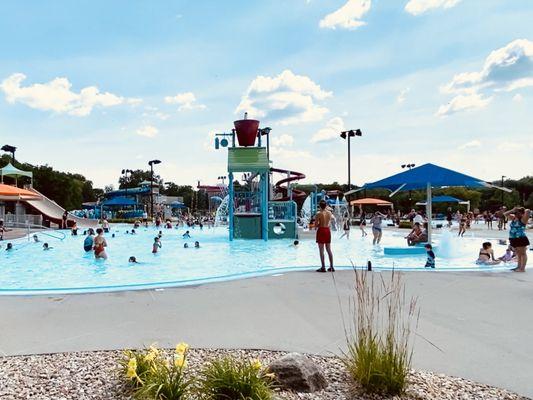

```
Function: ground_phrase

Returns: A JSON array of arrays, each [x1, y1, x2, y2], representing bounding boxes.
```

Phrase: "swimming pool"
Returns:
[[0, 225, 514, 294]]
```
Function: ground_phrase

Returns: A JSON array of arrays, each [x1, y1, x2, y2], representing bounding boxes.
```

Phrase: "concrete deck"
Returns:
[[0, 270, 531, 397]]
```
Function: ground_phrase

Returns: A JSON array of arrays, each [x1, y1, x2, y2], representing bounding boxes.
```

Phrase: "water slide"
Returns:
[[270, 168, 307, 208], [25, 188, 98, 228]]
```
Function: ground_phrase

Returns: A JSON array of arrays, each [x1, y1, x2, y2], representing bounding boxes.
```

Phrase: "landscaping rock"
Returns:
[[267, 352, 328, 393]]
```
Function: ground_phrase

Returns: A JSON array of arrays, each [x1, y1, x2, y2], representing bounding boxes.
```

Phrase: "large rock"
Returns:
[[267, 353, 328, 393]]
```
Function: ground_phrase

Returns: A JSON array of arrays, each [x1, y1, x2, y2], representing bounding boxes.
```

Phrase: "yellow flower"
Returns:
[[126, 357, 138, 379], [175, 342, 189, 355], [148, 344, 159, 356], [144, 351, 156, 362], [251, 359, 262, 371], [174, 354, 187, 368]]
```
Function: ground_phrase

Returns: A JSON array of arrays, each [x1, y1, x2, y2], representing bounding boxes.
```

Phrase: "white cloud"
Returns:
[[438, 39, 533, 116], [319, 0, 371, 30], [236, 69, 331, 125], [498, 141, 521, 152], [311, 117, 345, 143], [436, 93, 492, 117], [397, 87, 410, 104], [512, 93, 523, 102], [164, 92, 206, 111], [272, 134, 295, 147], [405, 0, 461, 16], [136, 125, 158, 138], [0, 73, 133, 116], [458, 140, 481, 150]]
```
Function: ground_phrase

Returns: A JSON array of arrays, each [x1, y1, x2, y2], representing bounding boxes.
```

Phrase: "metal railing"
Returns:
[[1, 213, 43, 227]]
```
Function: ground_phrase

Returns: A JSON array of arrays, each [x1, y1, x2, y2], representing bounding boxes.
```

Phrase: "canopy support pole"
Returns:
[[426, 182, 432, 243]]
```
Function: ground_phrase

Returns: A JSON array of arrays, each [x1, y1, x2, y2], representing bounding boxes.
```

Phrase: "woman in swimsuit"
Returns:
[[504, 207, 530, 272], [339, 213, 350, 240], [93, 228, 108, 260], [315, 200, 334, 272], [370, 211, 386, 245], [476, 242, 500, 265]]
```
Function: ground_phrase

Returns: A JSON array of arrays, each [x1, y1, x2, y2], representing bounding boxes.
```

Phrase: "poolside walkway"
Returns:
[[0, 269, 532, 397]]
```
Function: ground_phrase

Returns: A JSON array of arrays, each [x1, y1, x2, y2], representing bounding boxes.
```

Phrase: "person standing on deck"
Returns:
[[315, 200, 334, 272]]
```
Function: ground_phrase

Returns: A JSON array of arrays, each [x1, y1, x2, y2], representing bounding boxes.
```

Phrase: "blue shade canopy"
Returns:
[[363, 163, 490, 191], [431, 195, 464, 203], [102, 197, 137, 206]]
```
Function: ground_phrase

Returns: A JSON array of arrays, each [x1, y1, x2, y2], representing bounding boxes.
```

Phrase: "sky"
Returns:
[[0, 0, 532, 189]]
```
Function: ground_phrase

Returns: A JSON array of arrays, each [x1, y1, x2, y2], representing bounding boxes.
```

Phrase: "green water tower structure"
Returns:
[[216, 115, 297, 241]]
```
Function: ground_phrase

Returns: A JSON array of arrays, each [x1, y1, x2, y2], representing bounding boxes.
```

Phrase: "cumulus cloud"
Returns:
[[164, 92, 206, 111], [437, 39, 533, 116], [458, 140, 481, 150], [272, 134, 295, 147], [236, 70, 331, 126], [512, 93, 523, 102], [136, 125, 158, 138], [397, 87, 410, 104], [0, 73, 132, 116], [405, 0, 461, 16], [436, 93, 492, 117], [311, 117, 345, 143], [319, 0, 371, 30]]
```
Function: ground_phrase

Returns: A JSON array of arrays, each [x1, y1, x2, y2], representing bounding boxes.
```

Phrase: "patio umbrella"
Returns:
[[361, 163, 510, 242], [0, 183, 41, 201], [350, 197, 393, 207]]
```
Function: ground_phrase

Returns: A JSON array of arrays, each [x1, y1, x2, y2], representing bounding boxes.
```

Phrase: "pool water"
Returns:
[[0, 225, 514, 294]]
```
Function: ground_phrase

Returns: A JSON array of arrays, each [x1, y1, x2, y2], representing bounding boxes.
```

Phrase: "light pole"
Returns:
[[501, 175, 506, 206], [340, 129, 362, 190], [1, 144, 17, 163], [148, 160, 161, 218], [402, 164, 416, 201]]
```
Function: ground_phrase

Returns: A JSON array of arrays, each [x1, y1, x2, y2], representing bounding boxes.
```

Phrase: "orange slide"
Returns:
[[270, 168, 307, 208]]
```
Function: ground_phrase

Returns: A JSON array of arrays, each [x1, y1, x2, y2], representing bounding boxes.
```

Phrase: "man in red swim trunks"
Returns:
[[315, 200, 334, 272]]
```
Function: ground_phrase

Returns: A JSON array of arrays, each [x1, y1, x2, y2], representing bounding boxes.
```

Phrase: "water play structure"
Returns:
[[214, 115, 304, 240]]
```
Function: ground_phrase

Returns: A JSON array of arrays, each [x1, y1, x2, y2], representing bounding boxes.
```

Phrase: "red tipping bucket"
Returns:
[[234, 119, 259, 147]]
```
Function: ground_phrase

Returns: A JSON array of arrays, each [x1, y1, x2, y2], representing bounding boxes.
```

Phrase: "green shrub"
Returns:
[[121, 343, 192, 399], [197, 356, 274, 400], [343, 270, 418, 395]]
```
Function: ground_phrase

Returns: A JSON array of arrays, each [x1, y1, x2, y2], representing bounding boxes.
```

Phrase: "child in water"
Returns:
[[43, 243, 52, 250], [152, 237, 162, 254], [498, 245, 516, 262], [128, 256, 138, 263], [424, 244, 435, 268], [183, 231, 191, 239], [476, 242, 501, 265], [194, 241, 200, 248]]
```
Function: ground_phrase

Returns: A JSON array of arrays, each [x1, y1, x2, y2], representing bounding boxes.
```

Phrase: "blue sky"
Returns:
[[0, 0, 532, 188]]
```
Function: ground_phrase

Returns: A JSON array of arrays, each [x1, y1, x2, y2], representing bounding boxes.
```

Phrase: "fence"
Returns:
[[1, 213, 43, 227]]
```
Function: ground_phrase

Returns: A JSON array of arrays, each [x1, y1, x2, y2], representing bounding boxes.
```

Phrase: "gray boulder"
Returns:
[[267, 353, 328, 393]]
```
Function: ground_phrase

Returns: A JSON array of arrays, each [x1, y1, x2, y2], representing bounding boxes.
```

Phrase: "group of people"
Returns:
[[313, 200, 530, 273]]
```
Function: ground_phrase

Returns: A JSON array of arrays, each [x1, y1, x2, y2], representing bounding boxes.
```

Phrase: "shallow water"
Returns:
[[0, 224, 514, 293]]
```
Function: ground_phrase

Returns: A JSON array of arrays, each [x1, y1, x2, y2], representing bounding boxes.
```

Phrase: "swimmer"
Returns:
[[5, 242, 13, 251], [290, 240, 299, 247], [194, 241, 200, 248], [476, 242, 501, 265], [43, 243, 52, 250], [183, 231, 191, 239], [93, 228, 108, 260], [83, 229, 95, 252], [131, 229, 136, 235], [152, 237, 162, 253], [183, 243, 189, 248], [33, 234, 40, 243], [128, 256, 138, 263], [112, 233, 115, 238]]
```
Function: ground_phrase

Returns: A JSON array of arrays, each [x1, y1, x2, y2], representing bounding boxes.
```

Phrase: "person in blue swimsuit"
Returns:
[[504, 207, 530, 272], [83, 229, 95, 252]]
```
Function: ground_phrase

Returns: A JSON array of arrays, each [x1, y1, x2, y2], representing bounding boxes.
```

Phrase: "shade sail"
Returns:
[[170, 201, 187, 208], [101, 197, 137, 206], [0, 163, 33, 181], [429, 195, 463, 203], [0, 183, 41, 200], [350, 197, 393, 206], [363, 163, 491, 191]]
